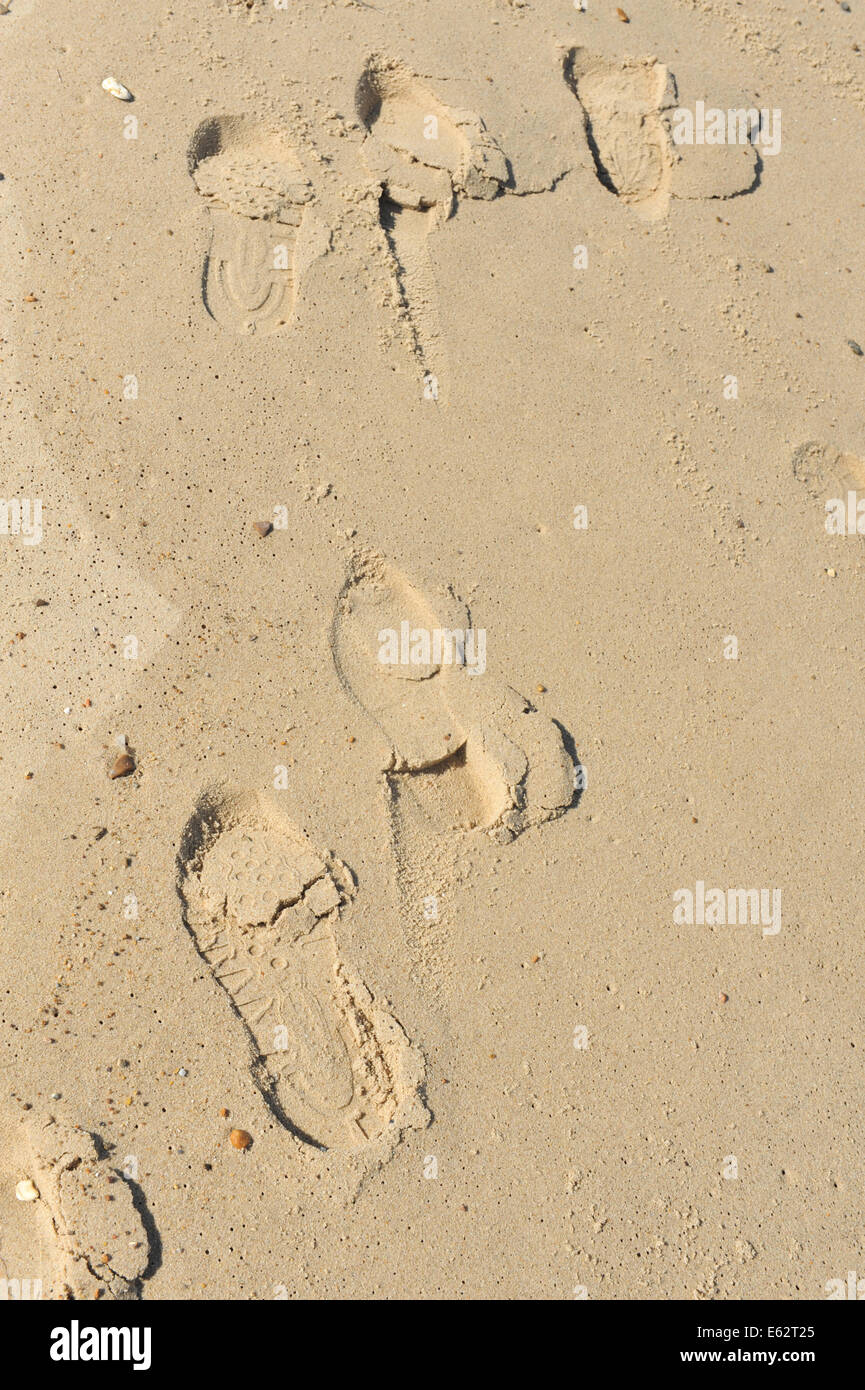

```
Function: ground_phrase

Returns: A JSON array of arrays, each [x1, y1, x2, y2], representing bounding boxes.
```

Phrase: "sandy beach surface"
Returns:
[[1, 0, 864, 1301]]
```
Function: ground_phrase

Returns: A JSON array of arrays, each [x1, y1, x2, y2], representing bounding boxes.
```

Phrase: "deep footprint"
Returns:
[[176, 788, 425, 1151], [0, 1108, 153, 1300], [564, 47, 674, 215], [356, 54, 507, 380], [188, 116, 312, 335], [564, 47, 758, 215], [330, 549, 575, 844]]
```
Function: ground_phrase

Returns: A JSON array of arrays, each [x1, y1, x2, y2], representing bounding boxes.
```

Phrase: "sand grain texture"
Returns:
[[0, 0, 863, 1300]]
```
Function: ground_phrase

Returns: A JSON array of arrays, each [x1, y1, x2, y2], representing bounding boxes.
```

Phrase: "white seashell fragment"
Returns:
[[102, 77, 133, 102], [15, 1178, 39, 1202]]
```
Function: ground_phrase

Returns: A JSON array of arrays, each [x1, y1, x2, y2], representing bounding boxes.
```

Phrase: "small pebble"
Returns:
[[253, 521, 273, 537], [15, 1179, 39, 1202], [219, 1107, 229, 1118], [616, 6, 630, 19], [229, 1128, 252, 1150], [847, 339, 863, 356], [109, 753, 136, 779], [178, 1067, 188, 1077], [102, 77, 133, 101], [720, 993, 729, 1003], [827, 568, 837, 577], [536, 684, 546, 693]]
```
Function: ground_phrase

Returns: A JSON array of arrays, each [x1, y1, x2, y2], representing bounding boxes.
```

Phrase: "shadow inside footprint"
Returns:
[[330, 550, 576, 844], [176, 787, 426, 1152], [356, 54, 507, 380], [0, 1111, 158, 1300], [563, 46, 760, 214]]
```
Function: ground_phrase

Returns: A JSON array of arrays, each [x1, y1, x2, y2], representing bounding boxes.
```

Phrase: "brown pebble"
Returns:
[[23, 293, 37, 303], [616, 6, 629, 19], [229, 1128, 252, 1150], [536, 684, 546, 693], [253, 521, 273, 537], [219, 1107, 229, 1118], [109, 753, 135, 779], [719, 992, 729, 1003]]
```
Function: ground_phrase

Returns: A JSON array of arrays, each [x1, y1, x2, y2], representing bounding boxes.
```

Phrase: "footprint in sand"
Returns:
[[356, 54, 508, 381], [177, 788, 426, 1152], [188, 116, 313, 335], [0, 1108, 154, 1300], [330, 552, 577, 979], [793, 441, 865, 530], [330, 550, 576, 844], [793, 441, 865, 498], [563, 48, 758, 217]]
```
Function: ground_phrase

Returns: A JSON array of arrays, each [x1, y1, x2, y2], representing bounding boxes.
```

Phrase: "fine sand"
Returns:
[[1, 0, 864, 1300]]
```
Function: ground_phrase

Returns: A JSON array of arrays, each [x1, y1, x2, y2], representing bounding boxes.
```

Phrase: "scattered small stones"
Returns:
[[253, 520, 273, 537], [102, 77, 133, 101], [15, 1179, 39, 1202], [109, 753, 136, 779], [229, 1128, 252, 1150], [847, 339, 863, 356]]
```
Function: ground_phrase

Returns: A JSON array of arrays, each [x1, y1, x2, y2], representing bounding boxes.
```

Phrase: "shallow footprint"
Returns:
[[177, 787, 425, 1151], [356, 54, 507, 380], [793, 441, 865, 500], [0, 1107, 153, 1300], [330, 549, 575, 844], [189, 116, 312, 335]]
